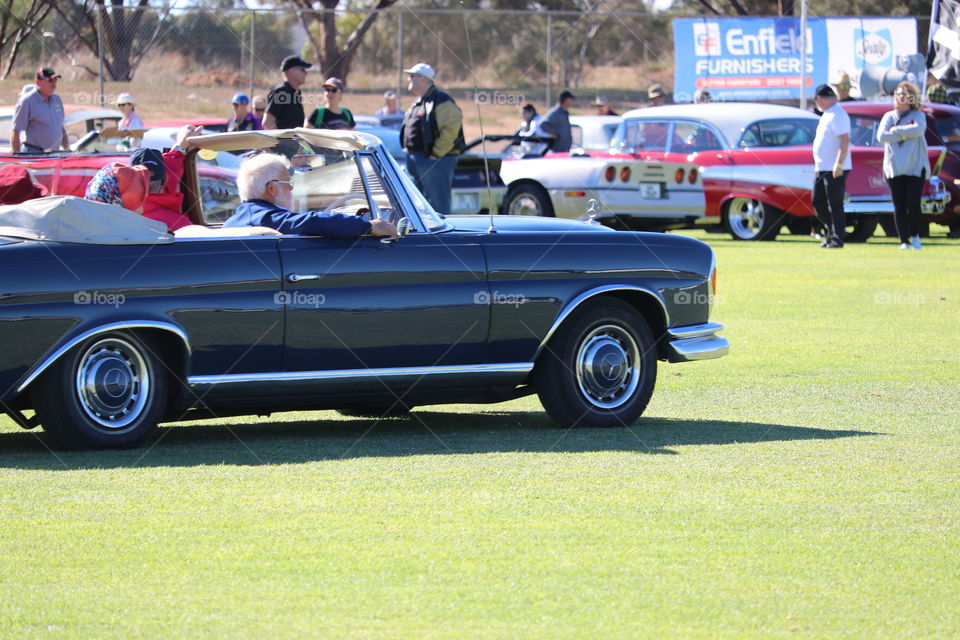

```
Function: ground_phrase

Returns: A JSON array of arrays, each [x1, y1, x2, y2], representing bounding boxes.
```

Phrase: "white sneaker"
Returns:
[[899, 243, 910, 250], [911, 235, 921, 250]]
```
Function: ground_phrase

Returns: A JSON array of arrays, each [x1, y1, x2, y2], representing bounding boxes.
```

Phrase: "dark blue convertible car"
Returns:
[[0, 129, 727, 449]]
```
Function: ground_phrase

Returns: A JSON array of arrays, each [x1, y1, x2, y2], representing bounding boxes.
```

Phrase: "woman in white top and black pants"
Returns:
[[878, 81, 928, 250]]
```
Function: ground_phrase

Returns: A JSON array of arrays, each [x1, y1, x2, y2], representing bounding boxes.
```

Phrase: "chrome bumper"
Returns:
[[666, 322, 729, 363]]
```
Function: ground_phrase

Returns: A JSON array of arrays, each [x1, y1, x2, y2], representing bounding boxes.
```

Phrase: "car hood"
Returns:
[[446, 215, 615, 233]]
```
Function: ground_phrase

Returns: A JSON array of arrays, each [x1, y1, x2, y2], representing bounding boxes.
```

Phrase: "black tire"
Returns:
[[879, 217, 898, 238], [503, 183, 554, 217], [724, 197, 784, 241], [534, 299, 656, 428], [844, 214, 879, 243], [785, 216, 814, 235], [337, 404, 413, 418], [31, 332, 167, 449]]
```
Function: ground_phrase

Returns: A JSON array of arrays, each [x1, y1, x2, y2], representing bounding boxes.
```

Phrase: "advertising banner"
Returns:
[[673, 17, 918, 102]]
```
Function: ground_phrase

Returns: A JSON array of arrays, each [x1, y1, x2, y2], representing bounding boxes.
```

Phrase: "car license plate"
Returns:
[[452, 192, 480, 212], [639, 183, 661, 199]]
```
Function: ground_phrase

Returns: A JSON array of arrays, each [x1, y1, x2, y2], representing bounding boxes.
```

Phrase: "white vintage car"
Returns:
[[497, 114, 706, 231]]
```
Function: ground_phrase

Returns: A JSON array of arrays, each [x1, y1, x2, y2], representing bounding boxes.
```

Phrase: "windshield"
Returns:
[[200, 135, 446, 232]]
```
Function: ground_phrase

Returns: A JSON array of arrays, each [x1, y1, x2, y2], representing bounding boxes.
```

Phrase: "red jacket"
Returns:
[[142, 148, 191, 231]]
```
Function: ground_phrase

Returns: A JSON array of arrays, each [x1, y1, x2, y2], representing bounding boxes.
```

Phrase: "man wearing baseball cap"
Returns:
[[227, 92, 260, 132], [11, 67, 68, 154], [263, 55, 313, 129], [399, 62, 464, 213]]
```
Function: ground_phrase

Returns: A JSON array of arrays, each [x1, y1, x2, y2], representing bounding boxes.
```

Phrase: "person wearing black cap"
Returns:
[[812, 84, 851, 248], [263, 55, 313, 129], [11, 67, 68, 154], [130, 125, 200, 231], [540, 90, 575, 153]]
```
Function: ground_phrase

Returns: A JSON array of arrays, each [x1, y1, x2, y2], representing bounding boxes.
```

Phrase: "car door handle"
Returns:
[[287, 274, 319, 282]]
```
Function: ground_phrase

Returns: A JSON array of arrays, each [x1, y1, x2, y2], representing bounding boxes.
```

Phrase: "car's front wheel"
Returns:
[[32, 332, 167, 449], [503, 183, 554, 217], [534, 299, 656, 428], [725, 197, 783, 241]]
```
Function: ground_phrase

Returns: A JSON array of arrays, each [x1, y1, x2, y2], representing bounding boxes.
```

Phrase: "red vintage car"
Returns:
[[609, 103, 948, 241], [841, 100, 960, 237], [0, 149, 237, 226]]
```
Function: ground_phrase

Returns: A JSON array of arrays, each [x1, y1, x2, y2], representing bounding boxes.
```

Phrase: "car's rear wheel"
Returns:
[[534, 299, 656, 428], [32, 332, 167, 450], [503, 183, 554, 217], [724, 197, 783, 241], [844, 214, 879, 243]]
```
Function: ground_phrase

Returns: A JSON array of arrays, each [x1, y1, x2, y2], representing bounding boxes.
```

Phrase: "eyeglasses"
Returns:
[[254, 108, 265, 112], [324, 88, 339, 93], [836, 84, 851, 90], [118, 103, 132, 107]]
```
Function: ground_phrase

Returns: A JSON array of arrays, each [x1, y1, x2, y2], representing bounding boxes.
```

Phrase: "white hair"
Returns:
[[237, 153, 290, 201]]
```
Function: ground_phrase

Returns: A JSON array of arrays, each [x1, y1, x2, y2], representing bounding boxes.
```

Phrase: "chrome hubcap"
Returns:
[[508, 192, 542, 216], [75, 338, 150, 430], [728, 198, 763, 239], [575, 324, 641, 409]]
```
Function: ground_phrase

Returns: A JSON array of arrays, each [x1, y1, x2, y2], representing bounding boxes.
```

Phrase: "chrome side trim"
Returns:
[[533, 285, 669, 361], [17, 321, 191, 393], [188, 362, 534, 389], [666, 322, 729, 362]]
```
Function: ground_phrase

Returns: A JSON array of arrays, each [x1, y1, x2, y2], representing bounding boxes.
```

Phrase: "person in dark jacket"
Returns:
[[221, 153, 396, 238], [399, 62, 464, 213]]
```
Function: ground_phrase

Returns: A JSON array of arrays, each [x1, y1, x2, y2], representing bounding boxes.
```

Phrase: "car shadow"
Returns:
[[0, 411, 878, 470]]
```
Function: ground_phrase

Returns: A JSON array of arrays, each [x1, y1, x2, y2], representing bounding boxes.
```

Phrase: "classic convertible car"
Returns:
[[0, 128, 728, 449]]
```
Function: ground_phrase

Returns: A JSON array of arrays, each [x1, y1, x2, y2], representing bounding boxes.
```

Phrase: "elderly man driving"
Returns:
[[222, 153, 396, 238]]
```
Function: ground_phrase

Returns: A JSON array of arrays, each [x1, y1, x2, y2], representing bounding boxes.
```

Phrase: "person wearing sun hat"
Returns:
[[227, 92, 260, 132], [0, 164, 48, 205], [116, 92, 144, 130], [11, 67, 68, 154], [832, 71, 859, 102]]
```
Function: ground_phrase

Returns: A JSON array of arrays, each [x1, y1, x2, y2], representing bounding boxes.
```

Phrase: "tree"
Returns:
[[283, 0, 398, 85], [52, 0, 170, 81], [0, 0, 55, 79]]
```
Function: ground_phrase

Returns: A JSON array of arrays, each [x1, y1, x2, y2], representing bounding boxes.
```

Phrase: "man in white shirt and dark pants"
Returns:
[[812, 84, 852, 248]]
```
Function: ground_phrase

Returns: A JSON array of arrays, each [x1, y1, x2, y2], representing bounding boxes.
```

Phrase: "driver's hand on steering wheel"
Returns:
[[369, 219, 398, 238]]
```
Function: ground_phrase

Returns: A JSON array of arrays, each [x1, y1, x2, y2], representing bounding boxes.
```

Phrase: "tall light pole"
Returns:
[[41, 32, 55, 66]]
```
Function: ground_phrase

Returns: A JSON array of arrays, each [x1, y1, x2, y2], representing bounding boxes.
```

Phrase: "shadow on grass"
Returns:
[[0, 410, 878, 469]]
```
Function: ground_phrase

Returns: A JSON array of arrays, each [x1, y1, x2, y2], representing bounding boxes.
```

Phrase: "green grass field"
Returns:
[[1, 228, 958, 638]]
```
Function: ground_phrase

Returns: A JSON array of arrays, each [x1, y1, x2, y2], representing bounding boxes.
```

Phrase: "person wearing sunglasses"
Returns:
[[306, 77, 355, 130], [221, 153, 396, 238], [227, 93, 260, 132], [251, 95, 267, 128], [832, 71, 859, 102], [11, 67, 68, 154], [116, 92, 144, 130]]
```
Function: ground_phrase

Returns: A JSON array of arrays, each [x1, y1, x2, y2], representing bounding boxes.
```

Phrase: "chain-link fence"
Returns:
[[2, 6, 934, 126]]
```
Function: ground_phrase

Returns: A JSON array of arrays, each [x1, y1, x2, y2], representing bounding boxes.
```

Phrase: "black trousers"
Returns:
[[813, 170, 848, 242], [886, 171, 925, 243]]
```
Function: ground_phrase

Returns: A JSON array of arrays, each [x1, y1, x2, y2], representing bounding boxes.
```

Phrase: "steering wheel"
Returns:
[[322, 192, 368, 212]]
